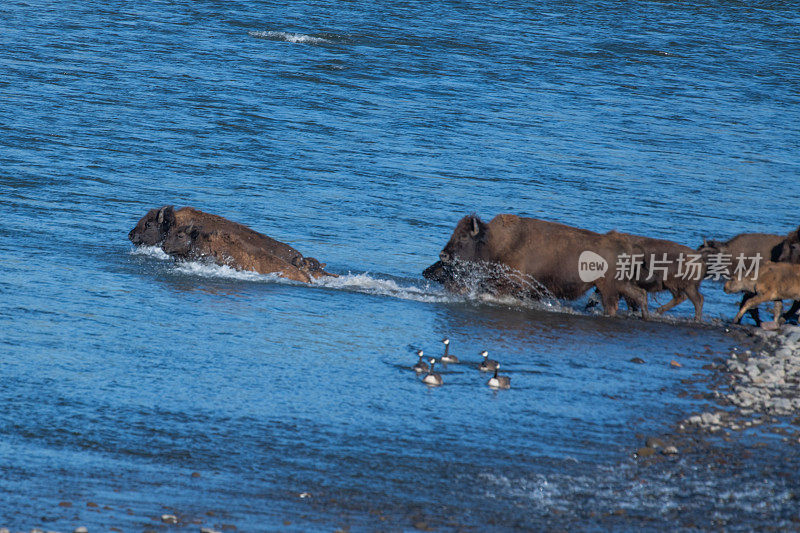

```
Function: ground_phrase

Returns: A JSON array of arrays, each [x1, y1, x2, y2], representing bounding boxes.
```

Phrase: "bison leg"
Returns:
[[655, 291, 687, 315], [734, 293, 772, 324], [742, 292, 762, 326], [773, 300, 784, 323], [619, 285, 649, 320], [782, 300, 800, 322], [599, 289, 620, 317], [685, 284, 704, 321]]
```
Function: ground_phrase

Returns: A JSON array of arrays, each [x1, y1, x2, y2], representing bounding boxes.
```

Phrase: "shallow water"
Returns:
[[2, 0, 800, 530]]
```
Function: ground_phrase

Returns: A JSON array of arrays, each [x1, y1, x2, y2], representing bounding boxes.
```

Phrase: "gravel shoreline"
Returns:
[[683, 324, 800, 433], [634, 322, 800, 460]]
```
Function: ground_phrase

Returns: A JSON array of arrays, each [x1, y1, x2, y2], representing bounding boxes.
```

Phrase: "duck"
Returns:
[[440, 338, 459, 364], [487, 363, 510, 389], [413, 349, 429, 374], [422, 358, 443, 386], [478, 350, 498, 372]]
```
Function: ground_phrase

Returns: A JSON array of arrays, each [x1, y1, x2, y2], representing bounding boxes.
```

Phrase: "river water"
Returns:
[[2, 0, 799, 530]]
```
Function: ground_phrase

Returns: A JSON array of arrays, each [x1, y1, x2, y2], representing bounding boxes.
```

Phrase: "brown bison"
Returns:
[[609, 231, 705, 320], [129, 206, 335, 282], [423, 214, 649, 317], [698, 231, 798, 324], [724, 262, 800, 324]]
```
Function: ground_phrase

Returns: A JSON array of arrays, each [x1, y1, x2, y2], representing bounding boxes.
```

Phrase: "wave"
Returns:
[[248, 31, 331, 45], [128, 247, 638, 317]]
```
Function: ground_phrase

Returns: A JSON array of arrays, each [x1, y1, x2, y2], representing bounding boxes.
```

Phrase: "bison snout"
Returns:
[[723, 280, 739, 294]]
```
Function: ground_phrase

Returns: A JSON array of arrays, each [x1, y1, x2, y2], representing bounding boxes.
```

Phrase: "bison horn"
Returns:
[[157, 206, 167, 224], [470, 217, 480, 237], [702, 238, 708, 247]]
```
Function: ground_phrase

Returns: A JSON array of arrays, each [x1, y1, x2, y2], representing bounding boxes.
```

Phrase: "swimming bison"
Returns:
[[129, 206, 335, 282]]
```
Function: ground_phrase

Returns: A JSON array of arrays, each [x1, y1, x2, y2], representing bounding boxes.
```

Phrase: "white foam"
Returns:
[[248, 31, 329, 44], [172, 260, 286, 283], [313, 272, 457, 303], [130, 245, 170, 260]]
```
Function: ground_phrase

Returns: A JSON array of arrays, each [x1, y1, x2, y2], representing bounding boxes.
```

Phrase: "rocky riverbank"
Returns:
[[683, 324, 800, 433], [635, 322, 800, 460]]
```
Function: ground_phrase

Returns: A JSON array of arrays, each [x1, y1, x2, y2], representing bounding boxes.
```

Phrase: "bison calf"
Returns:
[[724, 262, 800, 324]]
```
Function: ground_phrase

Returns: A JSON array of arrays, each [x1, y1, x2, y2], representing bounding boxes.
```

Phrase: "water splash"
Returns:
[[248, 31, 331, 45], [130, 248, 584, 314], [130, 245, 170, 260], [428, 258, 558, 302]]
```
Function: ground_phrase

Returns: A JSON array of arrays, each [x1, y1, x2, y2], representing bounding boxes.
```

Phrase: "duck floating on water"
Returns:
[[487, 363, 510, 389], [413, 349, 429, 374], [422, 358, 443, 386], [478, 350, 498, 372], [440, 338, 459, 364]]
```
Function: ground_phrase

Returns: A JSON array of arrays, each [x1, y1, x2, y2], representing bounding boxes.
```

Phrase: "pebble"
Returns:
[[661, 446, 678, 455], [201, 529, 221, 533], [630, 357, 645, 364], [161, 514, 178, 524], [74, 528, 88, 533]]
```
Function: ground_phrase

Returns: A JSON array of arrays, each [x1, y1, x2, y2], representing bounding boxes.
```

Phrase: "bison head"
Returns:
[[129, 206, 176, 245], [437, 215, 488, 264], [724, 275, 757, 294], [696, 237, 726, 256], [422, 215, 491, 294], [162, 224, 200, 258], [777, 226, 800, 263], [293, 256, 326, 272]]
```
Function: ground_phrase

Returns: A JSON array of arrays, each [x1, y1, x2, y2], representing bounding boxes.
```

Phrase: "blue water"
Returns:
[[2, 0, 800, 530]]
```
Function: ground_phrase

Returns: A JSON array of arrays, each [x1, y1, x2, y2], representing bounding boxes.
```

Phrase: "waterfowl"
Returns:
[[487, 363, 510, 389], [413, 349, 429, 374], [440, 338, 459, 364], [422, 358, 443, 386], [478, 350, 498, 372]]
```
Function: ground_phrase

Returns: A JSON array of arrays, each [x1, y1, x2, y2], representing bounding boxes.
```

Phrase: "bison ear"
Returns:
[[470, 216, 481, 237]]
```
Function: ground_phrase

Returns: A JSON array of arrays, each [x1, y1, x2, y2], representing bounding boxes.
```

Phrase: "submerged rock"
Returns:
[[636, 446, 656, 458]]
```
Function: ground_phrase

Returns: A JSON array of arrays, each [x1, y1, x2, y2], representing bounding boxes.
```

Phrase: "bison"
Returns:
[[724, 262, 800, 324], [423, 214, 649, 317], [162, 225, 321, 283], [609, 231, 705, 320], [129, 206, 335, 282], [698, 231, 798, 324]]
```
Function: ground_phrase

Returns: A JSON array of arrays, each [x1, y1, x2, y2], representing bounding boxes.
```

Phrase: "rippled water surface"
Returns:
[[2, 0, 800, 530]]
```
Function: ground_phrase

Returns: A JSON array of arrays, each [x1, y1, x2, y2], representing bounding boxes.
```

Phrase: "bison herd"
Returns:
[[130, 207, 800, 326]]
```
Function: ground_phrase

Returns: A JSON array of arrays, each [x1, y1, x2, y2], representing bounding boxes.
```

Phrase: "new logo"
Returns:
[[578, 251, 608, 282]]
